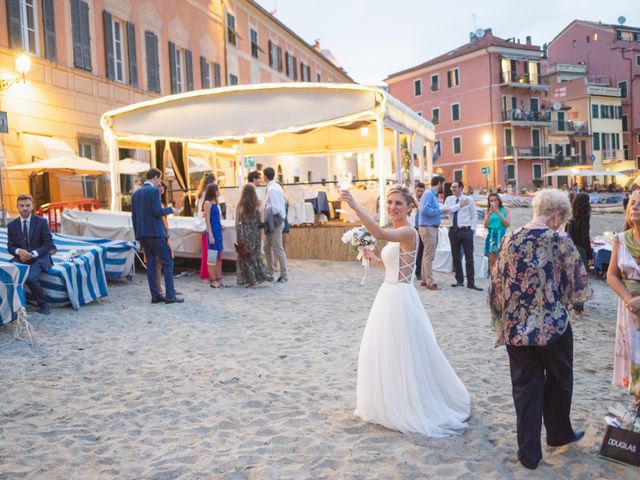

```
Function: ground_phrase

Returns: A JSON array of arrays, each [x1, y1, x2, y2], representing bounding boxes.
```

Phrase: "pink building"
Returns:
[[548, 20, 640, 167], [385, 29, 550, 192]]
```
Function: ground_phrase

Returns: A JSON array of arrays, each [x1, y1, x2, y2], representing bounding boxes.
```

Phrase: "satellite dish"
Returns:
[[552, 102, 562, 111], [475, 28, 485, 38], [618, 16, 627, 25]]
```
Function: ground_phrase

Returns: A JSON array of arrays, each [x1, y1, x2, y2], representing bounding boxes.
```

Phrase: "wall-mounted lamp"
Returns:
[[360, 127, 369, 137], [482, 133, 492, 145], [0, 54, 32, 93]]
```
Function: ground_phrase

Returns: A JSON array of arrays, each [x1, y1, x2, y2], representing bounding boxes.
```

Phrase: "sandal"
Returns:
[[209, 281, 222, 288], [217, 278, 228, 288]]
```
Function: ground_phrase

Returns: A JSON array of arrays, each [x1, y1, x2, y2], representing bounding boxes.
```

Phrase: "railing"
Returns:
[[549, 121, 589, 134], [500, 72, 547, 86], [602, 150, 622, 161], [37, 199, 100, 233], [505, 145, 552, 158], [502, 110, 552, 123]]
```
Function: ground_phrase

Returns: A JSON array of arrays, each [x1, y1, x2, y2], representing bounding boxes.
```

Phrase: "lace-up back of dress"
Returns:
[[381, 230, 419, 284]]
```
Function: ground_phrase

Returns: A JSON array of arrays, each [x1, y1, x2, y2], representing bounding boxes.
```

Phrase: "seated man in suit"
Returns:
[[132, 168, 184, 304], [7, 193, 56, 315]]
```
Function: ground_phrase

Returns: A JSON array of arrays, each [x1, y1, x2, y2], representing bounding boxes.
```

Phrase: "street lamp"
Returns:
[[0, 54, 32, 226], [0, 54, 32, 93]]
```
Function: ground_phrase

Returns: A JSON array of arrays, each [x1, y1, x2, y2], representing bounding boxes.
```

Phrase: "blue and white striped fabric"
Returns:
[[0, 228, 108, 310], [54, 233, 136, 281], [0, 261, 29, 325]]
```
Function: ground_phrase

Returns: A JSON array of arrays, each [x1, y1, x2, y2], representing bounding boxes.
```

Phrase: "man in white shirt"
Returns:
[[263, 167, 288, 282], [444, 180, 481, 291]]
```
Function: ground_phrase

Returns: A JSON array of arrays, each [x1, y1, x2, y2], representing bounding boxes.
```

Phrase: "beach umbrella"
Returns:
[[7, 155, 110, 175]]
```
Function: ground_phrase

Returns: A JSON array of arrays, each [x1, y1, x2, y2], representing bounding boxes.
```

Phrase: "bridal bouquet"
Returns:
[[341, 226, 376, 285]]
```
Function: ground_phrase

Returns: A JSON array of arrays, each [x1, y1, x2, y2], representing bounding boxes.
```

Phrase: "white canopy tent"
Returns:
[[101, 83, 436, 224]]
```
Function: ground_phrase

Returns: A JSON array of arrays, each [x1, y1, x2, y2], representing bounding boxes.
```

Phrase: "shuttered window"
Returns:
[[169, 42, 191, 93], [7, 0, 55, 57], [103, 10, 138, 86], [71, 0, 92, 71], [144, 30, 160, 93], [200, 56, 211, 88], [213, 63, 221, 87]]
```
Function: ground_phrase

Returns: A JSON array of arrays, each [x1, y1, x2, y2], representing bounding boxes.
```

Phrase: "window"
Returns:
[[145, 31, 160, 92], [532, 164, 542, 180], [285, 52, 298, 80], [227, 13, 237, 45], [453, 169, 463, 182], [618, 30, 637, 42], [299, 62, 311, 82], [594, 33, 598, 41], [229, 74, 238, 85], [530, 98, 539, 113], [591, 104, 599, 118], [414, 79, 422, 96], [504, 128, 513, 156], [586, 35, 590, 44], [431, 74, 439, 91], [104, 12, 138, 87], [7, 0, 56, 57], [316, 72, 322, 82], [593, 131, 600, 151], [624, 144, 629, 160], [451, 103, 460, 121], [572, 39, 576, 48], [431, 107, 440, 125], [78, 135, 101, 198], [307, 171, 312, 182], [447, 68, 460, 87], [623, 115, 628, 132], [277, 45, 283, 72], [200, 57, 218, 88], [268, 40, 276, 68], [506, 164, 515, 180], [168, 42, 193, 93], [250, 28, 259, 58], [601, 105, 608, 118], [637, 54, 640, 66], [111, 19, 126, 83], [619, 81, 628, 98], [452, 136, 462, 154], [71, 0, 91, 71]]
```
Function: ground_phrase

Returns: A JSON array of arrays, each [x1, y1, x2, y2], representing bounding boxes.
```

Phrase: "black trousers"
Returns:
[[506, 323, 576, 468], [448, 227, 474, 285], [414, 226, 424, 279]]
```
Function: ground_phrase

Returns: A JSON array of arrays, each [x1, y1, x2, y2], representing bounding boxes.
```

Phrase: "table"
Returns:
[[0, 261, 29, 325], [433, 226, 489, 278], [61, 209, 238, 260]]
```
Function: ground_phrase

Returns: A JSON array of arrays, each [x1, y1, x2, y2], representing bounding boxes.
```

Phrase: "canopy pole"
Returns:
[[514, 148, 519, 196], [108, 136, 120, 211], [425, 141, 433, 182], [376, 113, 386, 226], [394, 130, 401, 184], [238, 140, 245, 188]]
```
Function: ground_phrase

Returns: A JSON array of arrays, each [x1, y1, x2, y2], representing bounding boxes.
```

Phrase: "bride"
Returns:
[[341, 184, 470, 437]]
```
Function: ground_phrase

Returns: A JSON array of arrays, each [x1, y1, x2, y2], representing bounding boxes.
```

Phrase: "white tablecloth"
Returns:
[[61, 209, 238, 260], [433, 226, 489, 278], [222, 186, 314, 225]]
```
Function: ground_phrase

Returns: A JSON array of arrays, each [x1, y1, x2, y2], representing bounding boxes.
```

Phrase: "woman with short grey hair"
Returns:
[[489, 189, 591, 470]]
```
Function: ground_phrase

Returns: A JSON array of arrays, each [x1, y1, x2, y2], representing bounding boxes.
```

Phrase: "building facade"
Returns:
[[547, 20, 640, 169], [385, 29, 550, 192], [0, 0, 350, 213], [545, 62, 625, 187]]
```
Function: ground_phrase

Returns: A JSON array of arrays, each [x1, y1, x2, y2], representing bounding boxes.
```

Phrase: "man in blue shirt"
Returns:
[[418, 175, 468, 290]]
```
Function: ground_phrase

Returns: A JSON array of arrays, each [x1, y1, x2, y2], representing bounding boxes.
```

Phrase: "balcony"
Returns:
[[499, 71, 548, 91], [587, 85, 621, 97], [505, 145, 553, 158], [548, 120, 590, 135], [502, 109, 552, 126], [549, 154, 589, 168], [602, 149, 625, 162]]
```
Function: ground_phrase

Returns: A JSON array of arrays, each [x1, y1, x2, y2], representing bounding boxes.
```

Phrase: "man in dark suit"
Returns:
[[7, 193, 56, 314], [131, 168, 183, 304]]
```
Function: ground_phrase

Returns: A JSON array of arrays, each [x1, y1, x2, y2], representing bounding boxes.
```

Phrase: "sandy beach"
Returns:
[[1, 209, 637, 479]]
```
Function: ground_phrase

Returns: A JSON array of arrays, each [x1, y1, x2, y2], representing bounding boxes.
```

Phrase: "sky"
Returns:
[[255, 0, 639, 85]]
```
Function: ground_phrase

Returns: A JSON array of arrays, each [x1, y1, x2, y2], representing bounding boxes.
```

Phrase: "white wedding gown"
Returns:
[[354, 233, 470, 437]]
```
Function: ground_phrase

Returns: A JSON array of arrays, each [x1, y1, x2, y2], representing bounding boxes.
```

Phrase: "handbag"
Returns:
[[193, 212, 206, 231], [234, 237, 251, 257]]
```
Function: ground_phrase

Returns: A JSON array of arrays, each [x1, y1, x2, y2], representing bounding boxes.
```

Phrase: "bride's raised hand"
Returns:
[[339, 190, 358, 210]]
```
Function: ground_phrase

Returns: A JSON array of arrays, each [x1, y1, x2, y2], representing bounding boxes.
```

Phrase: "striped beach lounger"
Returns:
[[0, 261, 29, 325]]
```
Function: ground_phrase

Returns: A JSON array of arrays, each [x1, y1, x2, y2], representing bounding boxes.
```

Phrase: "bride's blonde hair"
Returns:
[[387, 184, 417, 208]]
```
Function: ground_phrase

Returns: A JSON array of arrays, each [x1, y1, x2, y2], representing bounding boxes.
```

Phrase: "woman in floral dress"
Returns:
[[235, 184, 266, 288]]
